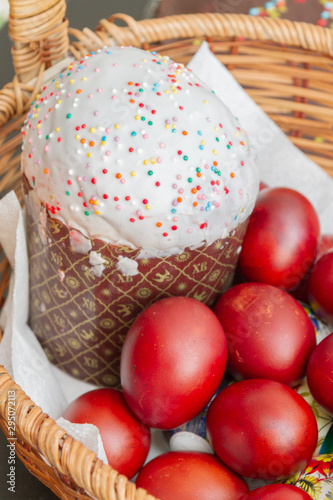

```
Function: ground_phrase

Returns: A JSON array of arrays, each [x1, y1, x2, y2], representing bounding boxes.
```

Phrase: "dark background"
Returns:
[[0, 0, 149, 89], [0, 2, 147, 498]]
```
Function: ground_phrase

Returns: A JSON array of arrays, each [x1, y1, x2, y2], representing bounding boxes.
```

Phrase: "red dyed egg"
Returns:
[[307, 332, 333, 415], [238, 187, 320, 291], [206, 379, 318, 480], [214, 282, 316, 386], [136, 451, 249, 500], [62, 388, 151, 479], [247, 484, 311, 499], [291, 234, 333, 304], [308, 251, 333, 325], [120, 297, 227, 430]]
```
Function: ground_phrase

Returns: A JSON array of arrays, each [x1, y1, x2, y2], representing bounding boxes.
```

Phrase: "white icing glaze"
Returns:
[[116, 256, 139, 276], [89, 250, 106, 266], [69, 229, 92, 254], [88, 251, 106, 277], [22, 46, 259, 251]]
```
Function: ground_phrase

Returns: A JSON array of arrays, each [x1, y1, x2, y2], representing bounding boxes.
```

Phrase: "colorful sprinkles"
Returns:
[[21, 46, 258, 249]]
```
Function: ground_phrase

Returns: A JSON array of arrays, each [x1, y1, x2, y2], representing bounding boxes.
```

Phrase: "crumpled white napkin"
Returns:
[[188, 42, 333, 235], [57, 417, 108, 464], [0, 191, 107, 463], [0, 191, 65, 417]]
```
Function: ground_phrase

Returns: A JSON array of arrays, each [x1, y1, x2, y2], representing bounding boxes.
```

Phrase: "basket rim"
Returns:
[[101, 12, 333, 56], [0, 364, 156, 499], [1, 12, 333, 130]]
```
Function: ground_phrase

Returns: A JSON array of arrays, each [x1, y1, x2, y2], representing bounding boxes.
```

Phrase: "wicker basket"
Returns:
[[0, 2, 333, 499]]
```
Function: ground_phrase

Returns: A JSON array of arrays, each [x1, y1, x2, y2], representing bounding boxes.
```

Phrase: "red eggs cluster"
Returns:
[[61, 185, 333, 500]]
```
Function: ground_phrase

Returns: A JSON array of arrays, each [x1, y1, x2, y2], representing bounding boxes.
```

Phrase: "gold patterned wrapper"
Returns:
[[24, 177, 248, 387]]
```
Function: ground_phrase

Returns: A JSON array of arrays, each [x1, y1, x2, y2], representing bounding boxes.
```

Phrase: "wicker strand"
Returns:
[[9, 0, 69, 83], [1, 13, 333, 131], [0, 366, 155, 500], [0, 66, 45, 129], [94, 13, 333, 56]]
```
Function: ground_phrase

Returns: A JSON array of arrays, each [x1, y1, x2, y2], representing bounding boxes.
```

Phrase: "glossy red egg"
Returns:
[[247, 484, 312, 499], [136, 451, 249, 500], [120, 296, 227, 430], [214, 282, 316, 386], [307, 332, 333, 415], [206, 379, 318, 481], [308, 251, 333, 325], [290, 235, 333, 304], [238, 187, 320, 291], [61, 388, 151, 479]]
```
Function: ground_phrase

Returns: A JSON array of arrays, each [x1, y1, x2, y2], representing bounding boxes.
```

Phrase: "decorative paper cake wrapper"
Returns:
[[24, 177, 248, 387]]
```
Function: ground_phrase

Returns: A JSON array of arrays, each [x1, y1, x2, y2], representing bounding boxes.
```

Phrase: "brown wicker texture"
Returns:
[[0, 1, 333, 498]]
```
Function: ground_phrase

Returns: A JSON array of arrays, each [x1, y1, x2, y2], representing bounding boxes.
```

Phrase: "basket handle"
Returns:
[[8, 0, 69, 83], [97, 12, 333, 57]]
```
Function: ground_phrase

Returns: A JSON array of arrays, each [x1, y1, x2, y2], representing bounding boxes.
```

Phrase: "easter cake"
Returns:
[[21, 46, 259, 386]]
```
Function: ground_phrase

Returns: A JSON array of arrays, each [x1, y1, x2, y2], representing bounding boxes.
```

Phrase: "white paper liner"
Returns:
[[189, 43, 333, 235], [0, 43, 332, 487]]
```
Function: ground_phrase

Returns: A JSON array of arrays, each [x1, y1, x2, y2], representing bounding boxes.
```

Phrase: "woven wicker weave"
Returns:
[[0, 1, 333, 498]]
